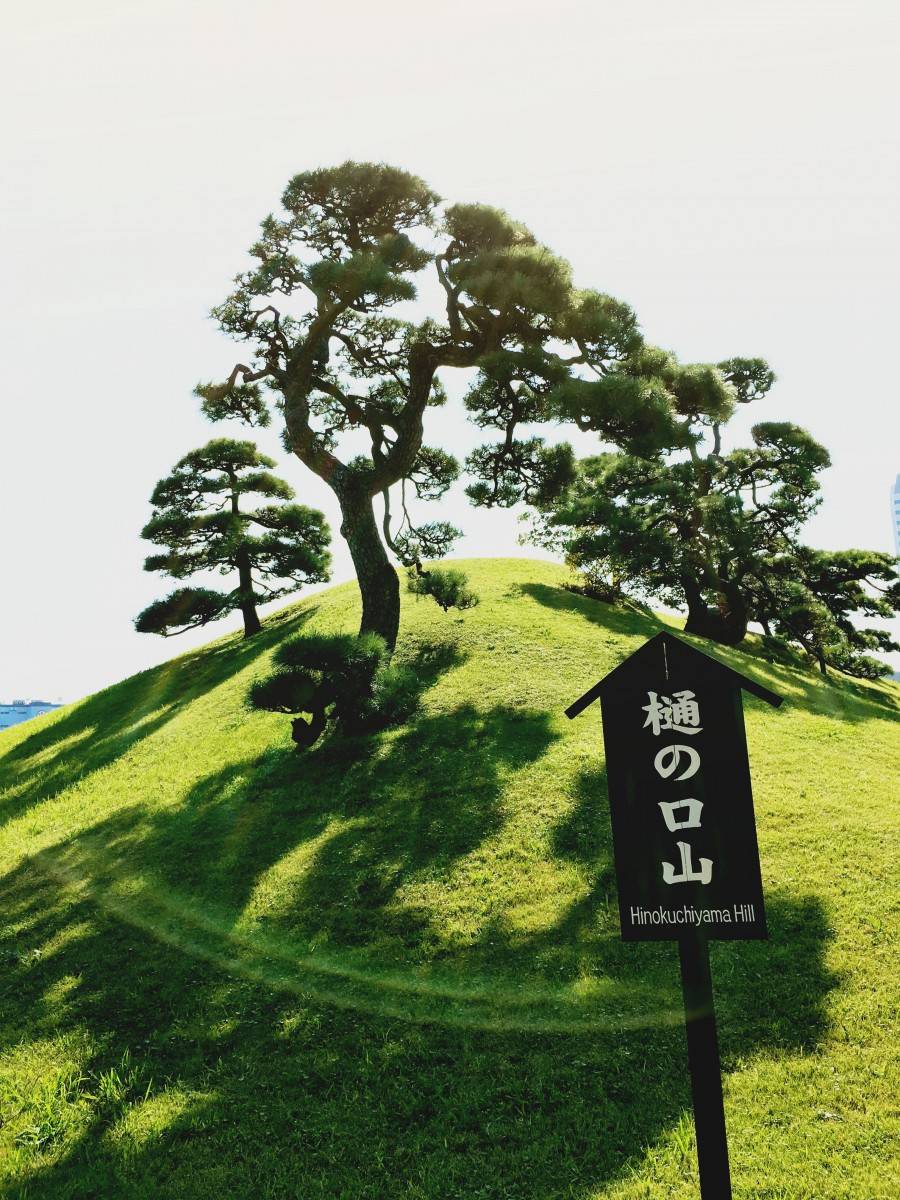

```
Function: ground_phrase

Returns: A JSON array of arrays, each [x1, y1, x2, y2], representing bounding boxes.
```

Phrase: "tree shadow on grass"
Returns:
[[521, 581, 900, 724], [460, 762, 837, 1058], [0, 859, 837, 1199], [518, 582, 662, 642], [32, 689, 556, 962], [0, 607, 317, 831], [0, 737, 839, 1198]]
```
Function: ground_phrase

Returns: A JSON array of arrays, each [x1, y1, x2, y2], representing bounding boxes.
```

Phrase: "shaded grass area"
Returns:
[[1, 559, 898, 1198], [0, 857, 835, 1200]]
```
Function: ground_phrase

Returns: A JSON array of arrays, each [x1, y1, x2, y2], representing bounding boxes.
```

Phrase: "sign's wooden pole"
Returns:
[[679, 933, 732, 1199]]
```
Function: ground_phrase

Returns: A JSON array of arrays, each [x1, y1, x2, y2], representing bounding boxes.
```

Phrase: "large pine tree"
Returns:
[[136, 439, 331, 638], [196, 162, 715, 650]]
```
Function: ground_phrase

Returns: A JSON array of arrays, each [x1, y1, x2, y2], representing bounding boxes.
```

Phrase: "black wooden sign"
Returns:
[[566, 630, 783, 1200], [565, 630, 780, 942]]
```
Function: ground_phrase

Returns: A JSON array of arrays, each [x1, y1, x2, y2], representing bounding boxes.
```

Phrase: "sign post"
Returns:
[[679, 933, 731, 1196], [566, 631, 781, 1199]]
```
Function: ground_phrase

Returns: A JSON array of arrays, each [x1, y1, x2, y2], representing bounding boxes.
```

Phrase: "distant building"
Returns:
[[0, 700, 61, 732], [893, 474, 900, 554]]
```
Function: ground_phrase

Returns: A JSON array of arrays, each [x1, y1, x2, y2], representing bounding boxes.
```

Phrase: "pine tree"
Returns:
[[749, 547, 899, 676], [135, 439, 331, 638], [529, 380, 900, 670], [529, 358, 835, 645], [196, 163, 695, 650]]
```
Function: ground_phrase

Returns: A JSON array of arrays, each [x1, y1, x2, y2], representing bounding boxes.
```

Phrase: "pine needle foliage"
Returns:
[[136, 438, 331, 639], [248, 631, 418, 747], [529, 378, 900, 672]]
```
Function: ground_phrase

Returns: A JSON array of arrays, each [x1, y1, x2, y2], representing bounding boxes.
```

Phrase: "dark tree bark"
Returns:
[[681, 573, 748, 646], [337, 484, 400, 649], [281, 340, 450, 653], [235, 544, 262, 638], [715, 579, 749, 645], [292, 706, 327, 750]]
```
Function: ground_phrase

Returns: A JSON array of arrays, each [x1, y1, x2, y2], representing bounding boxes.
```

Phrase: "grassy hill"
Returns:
[[1, 558, 898, 1199]]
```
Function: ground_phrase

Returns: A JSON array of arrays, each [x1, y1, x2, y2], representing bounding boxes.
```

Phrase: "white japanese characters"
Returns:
[[642, 690, 703, 737], [658, 797, 703, 832], [662, 841, 713, 885], [653, 743, 700, 781], [645, 688, 712, 887]]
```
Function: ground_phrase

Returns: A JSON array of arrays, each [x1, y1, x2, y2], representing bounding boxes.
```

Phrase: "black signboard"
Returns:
[[566, 631, 782, 1200], [565, 630, 779, 941]]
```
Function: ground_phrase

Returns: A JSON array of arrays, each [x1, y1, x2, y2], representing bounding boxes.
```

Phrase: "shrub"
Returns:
[[248, 669, 319, 714], [361, 662, 420, 730], [250, 632, 402, 748], [274, 631, 385, 676], [561, 556, 626, 604], [406, 567, 478, 612]]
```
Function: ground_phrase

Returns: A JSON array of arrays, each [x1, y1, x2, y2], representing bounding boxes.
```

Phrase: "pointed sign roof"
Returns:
[[565, 631, 783, 720]]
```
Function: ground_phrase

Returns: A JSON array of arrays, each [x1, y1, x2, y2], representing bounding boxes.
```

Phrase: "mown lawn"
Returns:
[[1, 558, 898, 1198]]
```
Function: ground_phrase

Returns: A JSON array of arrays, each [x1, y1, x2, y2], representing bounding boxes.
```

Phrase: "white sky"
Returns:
[[2, 0, 899, 701]]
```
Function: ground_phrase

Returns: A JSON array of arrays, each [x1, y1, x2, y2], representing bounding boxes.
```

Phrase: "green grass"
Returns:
[[1, 557, 898, 1199]]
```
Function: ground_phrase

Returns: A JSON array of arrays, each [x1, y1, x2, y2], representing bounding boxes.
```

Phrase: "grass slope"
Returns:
[[1, 558, 898, 1199]]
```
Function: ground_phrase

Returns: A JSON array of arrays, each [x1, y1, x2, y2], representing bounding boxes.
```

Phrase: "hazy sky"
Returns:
[[3, 0, 899, 701]]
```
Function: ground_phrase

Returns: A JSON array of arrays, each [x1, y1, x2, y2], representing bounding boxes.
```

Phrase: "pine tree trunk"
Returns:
[[683, 573, 719, 640], [681, 574, 748, 645], [716, 580, 749, 645], [338, 486, 400, 650], [236, 546, 261, 638]]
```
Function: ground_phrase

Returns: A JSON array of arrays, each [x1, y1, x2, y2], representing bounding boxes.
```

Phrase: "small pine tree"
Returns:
[[136, 438, 331, 638], [406, 565, 478, 612], [248, 632, 419, 748]]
